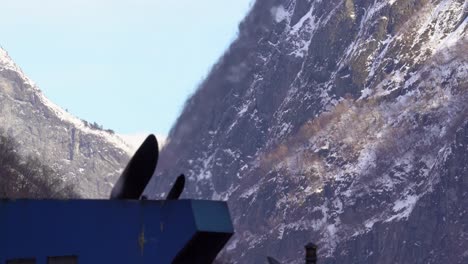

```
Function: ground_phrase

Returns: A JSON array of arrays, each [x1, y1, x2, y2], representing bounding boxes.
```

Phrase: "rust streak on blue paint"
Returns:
[[138, 225, 146, 256]]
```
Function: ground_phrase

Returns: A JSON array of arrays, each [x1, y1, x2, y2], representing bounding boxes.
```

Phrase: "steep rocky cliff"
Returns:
[[147, 0, 467, 263], [0, 48, 130, 198]]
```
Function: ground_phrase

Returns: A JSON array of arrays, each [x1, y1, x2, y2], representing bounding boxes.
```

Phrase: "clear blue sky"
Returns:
[[0, 0, 252, 138]]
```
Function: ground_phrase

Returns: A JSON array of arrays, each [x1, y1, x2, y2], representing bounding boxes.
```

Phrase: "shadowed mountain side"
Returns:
[[146, 0, 467, 263]]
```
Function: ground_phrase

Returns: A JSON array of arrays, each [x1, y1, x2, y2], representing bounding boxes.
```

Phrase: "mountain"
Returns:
[[146, 0, 467, 263], [0, 132, 78, 199], [0, 47, 130, 198]]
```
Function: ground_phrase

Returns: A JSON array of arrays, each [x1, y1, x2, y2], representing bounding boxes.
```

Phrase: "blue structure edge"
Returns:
[[0, 199, 234, 264]]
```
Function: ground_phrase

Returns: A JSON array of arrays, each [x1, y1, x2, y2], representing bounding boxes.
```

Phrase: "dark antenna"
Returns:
[[110, 134, 159, 199], [165, 174, 185, 200]]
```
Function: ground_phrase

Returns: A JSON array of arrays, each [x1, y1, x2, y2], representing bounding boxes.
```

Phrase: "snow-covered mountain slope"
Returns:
[[147, 0, 467, 263], [0, 47, 130, 198]]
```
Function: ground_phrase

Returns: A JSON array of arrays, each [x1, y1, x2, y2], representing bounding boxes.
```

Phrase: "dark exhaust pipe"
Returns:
[[305, 243, 318, 264], [266, 242, 317, 264]]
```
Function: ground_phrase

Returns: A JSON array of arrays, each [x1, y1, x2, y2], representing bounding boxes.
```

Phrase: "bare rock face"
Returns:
[[0, 48, 130, 198], [147, 0, 467, 263]]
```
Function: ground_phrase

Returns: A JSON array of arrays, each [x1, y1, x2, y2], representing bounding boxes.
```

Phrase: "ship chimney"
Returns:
[[305, 242, 318, 264]]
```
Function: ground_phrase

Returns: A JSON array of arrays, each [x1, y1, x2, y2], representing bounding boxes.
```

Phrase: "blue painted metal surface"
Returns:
[[0, 199, 233, 264]]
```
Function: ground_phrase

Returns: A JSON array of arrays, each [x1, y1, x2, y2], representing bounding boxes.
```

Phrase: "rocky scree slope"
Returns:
[[0, 48, 130, 198], [147, 0, 467, 263]]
